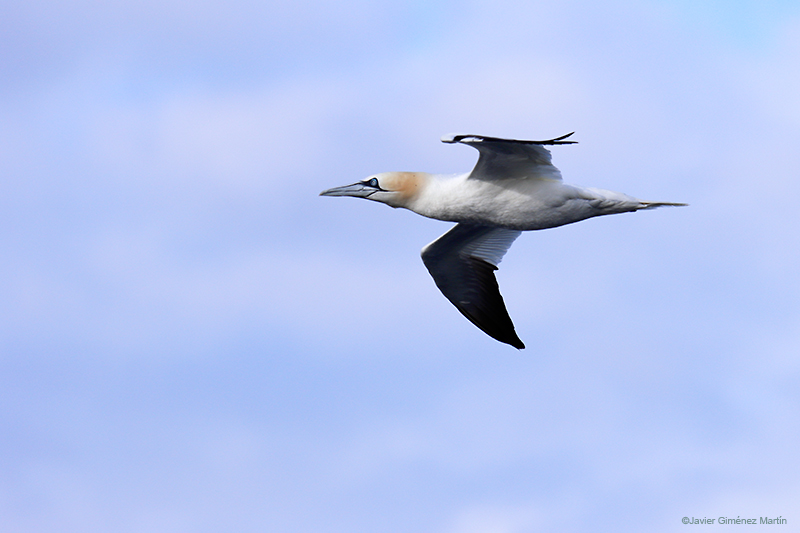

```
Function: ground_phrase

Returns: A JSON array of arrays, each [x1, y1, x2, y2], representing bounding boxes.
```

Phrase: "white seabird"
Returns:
[[320, 133, 685, 349]]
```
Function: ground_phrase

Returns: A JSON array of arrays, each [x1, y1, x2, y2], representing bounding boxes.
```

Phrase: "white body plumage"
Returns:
[[404, 172, 647, 231]]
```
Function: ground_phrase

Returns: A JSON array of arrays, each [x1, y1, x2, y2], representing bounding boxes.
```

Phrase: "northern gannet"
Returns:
[[321, 133, 685, 349]]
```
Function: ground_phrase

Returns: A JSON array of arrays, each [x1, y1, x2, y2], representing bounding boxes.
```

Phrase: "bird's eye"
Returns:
[[368, 177, 379, 188]]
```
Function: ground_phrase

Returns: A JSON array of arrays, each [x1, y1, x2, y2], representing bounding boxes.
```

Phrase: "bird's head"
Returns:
[[319, 172, 428, 209]]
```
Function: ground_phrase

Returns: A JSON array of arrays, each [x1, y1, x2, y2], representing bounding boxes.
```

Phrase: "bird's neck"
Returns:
[[404, 173, 476, 221]]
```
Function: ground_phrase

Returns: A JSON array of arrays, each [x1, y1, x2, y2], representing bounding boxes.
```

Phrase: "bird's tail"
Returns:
[[638, 201, 688, 210]]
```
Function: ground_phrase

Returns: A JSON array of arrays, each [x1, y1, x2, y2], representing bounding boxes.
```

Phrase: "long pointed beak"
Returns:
[[319, 182, 374, 198]]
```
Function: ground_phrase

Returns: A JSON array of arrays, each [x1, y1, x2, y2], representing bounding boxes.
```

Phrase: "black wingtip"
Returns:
[[547, 131, 578, 144], [459, 257, 526, 350], [499, 329, 525, 350], [459, 306, 525, 349], [442, 132, 577, 146], [484, 326, 525, 349]]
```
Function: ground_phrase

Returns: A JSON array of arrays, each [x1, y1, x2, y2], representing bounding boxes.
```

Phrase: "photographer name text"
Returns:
[[682, 516, 786, 525]]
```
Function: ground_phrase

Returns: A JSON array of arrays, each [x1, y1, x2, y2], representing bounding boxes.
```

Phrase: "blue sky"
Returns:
[[2, 0, 799, 531]]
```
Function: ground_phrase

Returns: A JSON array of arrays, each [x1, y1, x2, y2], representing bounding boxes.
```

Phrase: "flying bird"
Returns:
[[320, 133, 685, 349]]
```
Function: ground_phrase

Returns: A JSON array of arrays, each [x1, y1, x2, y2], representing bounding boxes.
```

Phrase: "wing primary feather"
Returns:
[[421, 224, 525, 349], [442, 133, 575, 181], [442, 133, 577, 145]]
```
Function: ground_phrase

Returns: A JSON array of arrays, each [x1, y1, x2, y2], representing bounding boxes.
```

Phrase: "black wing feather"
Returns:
[[421, 224, 525, 349], [442, 133, 576, 181]]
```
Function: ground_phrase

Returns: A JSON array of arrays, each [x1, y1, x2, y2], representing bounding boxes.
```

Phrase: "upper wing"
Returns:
[[441, 133, 576, 181], [421, 223, 524, 349]]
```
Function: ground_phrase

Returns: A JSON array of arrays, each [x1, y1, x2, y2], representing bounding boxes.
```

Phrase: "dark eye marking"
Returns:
[[361, 177, 384, 193]]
